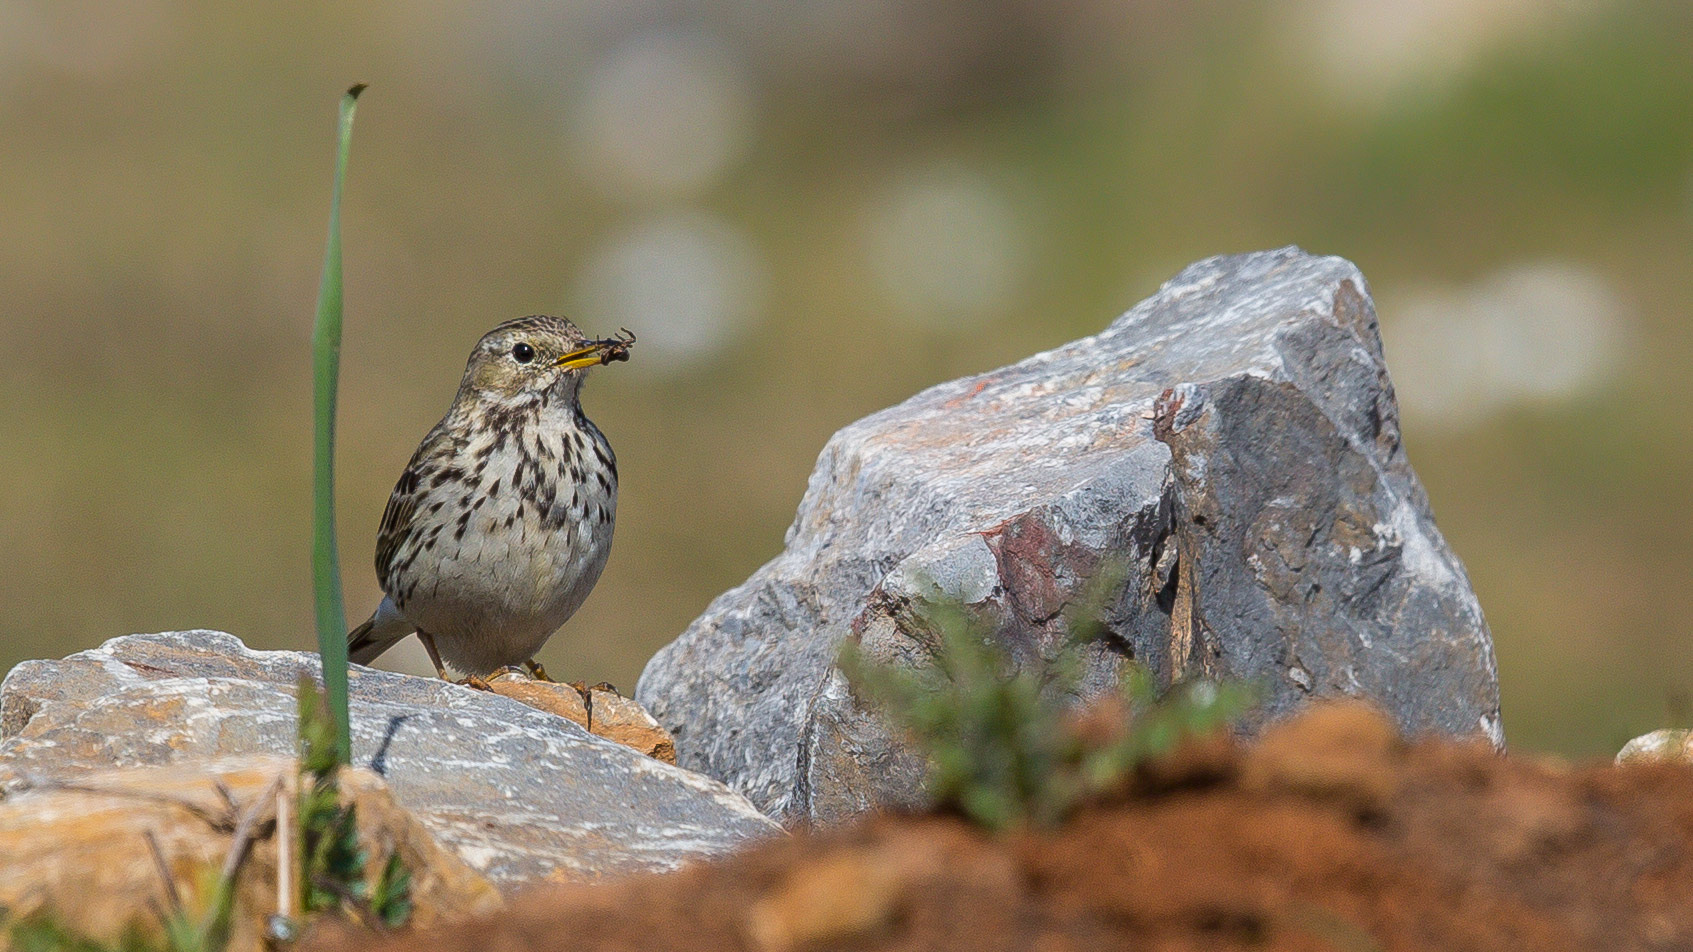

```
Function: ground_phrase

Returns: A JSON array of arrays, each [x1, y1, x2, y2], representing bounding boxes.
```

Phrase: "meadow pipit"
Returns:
[[347, 316, 634, 686]]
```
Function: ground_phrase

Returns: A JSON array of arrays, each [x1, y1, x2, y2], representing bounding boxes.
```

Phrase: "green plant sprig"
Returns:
[[310, 82, 365, 766], [295, 677, 413, 931], [839, 591, 1253, 832]]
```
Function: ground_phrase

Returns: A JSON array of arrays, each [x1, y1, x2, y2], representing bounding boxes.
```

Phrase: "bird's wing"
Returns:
[[374, 422, 464, 593]]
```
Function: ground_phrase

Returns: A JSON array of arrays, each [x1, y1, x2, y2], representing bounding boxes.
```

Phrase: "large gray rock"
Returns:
[[637, 247, 1502, 824], [0, 630, 778, 888]]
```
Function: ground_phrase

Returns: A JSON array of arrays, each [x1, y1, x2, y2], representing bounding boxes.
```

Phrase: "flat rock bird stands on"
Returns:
[[348, 317, 634, 682]]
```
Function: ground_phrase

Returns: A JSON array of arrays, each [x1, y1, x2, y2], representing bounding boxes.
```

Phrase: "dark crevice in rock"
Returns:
[[1155, 552, 1181, 615]]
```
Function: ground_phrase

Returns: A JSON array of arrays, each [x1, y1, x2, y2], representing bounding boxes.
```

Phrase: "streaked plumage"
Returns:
[[347, 315, 632, 679]]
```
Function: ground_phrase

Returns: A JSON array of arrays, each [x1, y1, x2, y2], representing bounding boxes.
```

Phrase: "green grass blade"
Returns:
[[310, 83, 365, 766]]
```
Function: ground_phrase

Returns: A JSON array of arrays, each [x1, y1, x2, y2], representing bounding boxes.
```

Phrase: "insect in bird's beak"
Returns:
[[555, 329, 636, 371]]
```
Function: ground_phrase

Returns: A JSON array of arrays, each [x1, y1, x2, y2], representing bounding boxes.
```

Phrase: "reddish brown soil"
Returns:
[[324, 704, 1693, 952]]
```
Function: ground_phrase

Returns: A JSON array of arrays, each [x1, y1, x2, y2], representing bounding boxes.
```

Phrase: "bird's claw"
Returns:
[[567, 680, 619, 699], [524, 659, 555, 682], [565, 680, 620, 731]]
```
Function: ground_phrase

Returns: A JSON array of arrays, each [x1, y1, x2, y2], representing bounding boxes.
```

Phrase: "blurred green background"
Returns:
[[2, 0, 1688, 757]]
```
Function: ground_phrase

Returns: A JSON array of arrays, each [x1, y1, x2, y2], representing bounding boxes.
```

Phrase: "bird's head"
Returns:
[[459, 315, 634, 402]]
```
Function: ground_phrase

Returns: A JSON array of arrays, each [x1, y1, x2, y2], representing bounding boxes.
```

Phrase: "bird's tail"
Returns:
[[347, 597, 414, 666]]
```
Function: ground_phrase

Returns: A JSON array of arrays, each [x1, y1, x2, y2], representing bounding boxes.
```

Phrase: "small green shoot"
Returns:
[[295, 677, 413, 931], [297, 677, 362, 916], [839, 597, 1252, 832], [310, 83, 365, 766], [368, 853, 415, 930]]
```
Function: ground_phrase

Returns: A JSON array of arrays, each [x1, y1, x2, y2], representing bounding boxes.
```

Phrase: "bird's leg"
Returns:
[[418, 631, 450, 681], [418, 630, 493, 692], [523, 658, 554, 682]]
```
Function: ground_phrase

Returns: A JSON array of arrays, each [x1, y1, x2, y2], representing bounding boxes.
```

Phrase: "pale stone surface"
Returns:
[[0, 631, 779, 889], [638, 247, 1502, 823], [0, 756, 501, 951], [1616, 728, 1693, 766]]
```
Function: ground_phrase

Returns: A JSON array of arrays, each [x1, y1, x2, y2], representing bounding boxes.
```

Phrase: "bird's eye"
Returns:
[[511, 343, 535, 364]]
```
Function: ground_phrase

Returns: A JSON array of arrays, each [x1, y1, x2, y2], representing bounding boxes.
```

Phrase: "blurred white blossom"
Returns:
[[1382, 261, 1629, 431], [572, 211, 768, 368]]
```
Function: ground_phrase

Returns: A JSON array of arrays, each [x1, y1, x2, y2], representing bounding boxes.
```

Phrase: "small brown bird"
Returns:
[[346, 316, 633, 685]]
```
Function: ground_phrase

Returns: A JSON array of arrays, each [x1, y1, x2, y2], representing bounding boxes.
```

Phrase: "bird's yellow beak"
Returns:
[[555, 330, 636, 371], [555, 342, 613, 371]]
